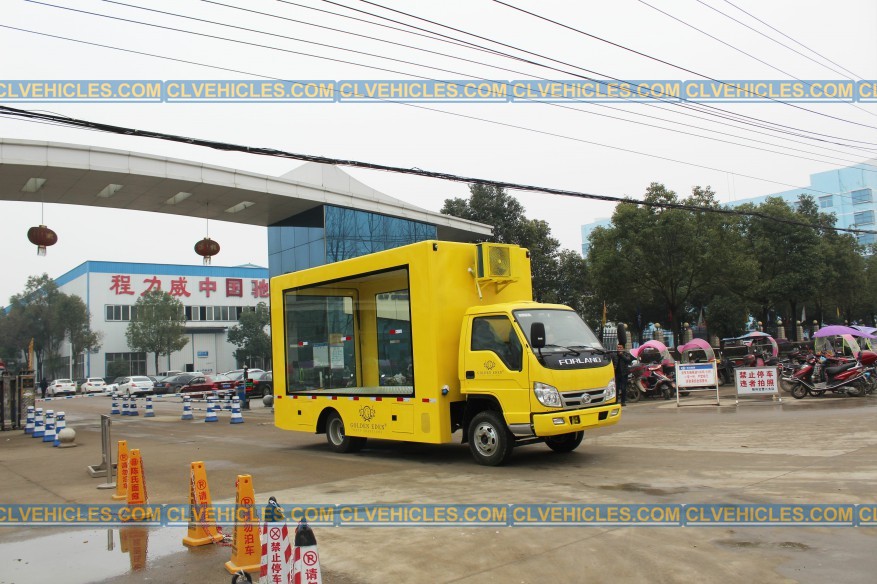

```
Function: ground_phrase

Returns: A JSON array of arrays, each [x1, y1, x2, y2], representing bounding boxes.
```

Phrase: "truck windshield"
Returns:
[[513, 309, 604, 352]]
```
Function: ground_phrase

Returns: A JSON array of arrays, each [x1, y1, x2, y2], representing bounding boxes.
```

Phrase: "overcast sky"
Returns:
[[2, 0, 876, 304]]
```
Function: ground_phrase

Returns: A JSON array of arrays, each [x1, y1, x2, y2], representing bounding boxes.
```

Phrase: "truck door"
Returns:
[[463, 315, 530, 424]]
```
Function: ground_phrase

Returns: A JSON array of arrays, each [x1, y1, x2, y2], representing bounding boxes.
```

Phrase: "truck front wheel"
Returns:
[[326, 412, 366, 453], [468, 411, 514, 466], [545, 431, 584, 453]]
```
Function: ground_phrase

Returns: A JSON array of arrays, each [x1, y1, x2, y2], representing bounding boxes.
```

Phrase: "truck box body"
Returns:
[[270, 240, 621, 464]]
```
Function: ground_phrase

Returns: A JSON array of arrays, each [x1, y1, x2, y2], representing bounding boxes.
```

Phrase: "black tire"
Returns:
[[625, 382, 641, 403], [231, 570, 253, 583], [262, 385, 273, 398], [468, 410, 514, 466], [779, 377, 795, 394], [661, 383, 675, 400], [325, 411, 366, 453], [790, 383, 808, 399], [545, 431, 584, 453]]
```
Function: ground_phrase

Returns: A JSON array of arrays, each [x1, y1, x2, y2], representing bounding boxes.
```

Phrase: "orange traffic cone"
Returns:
[[111, 440, 129, 501], [224, 474, 261, 575], [182, 461, 224, 547]]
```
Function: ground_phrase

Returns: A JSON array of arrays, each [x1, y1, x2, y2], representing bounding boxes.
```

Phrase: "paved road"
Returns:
[[2, 391, 876, 583]]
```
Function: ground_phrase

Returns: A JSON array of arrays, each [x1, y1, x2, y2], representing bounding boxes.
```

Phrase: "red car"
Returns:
[[181, 374, 235, 396]]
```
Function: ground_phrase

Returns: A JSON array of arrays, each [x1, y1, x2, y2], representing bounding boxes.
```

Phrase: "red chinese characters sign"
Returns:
[[107, 275, 269, 299], [734, 367, 779, 395]]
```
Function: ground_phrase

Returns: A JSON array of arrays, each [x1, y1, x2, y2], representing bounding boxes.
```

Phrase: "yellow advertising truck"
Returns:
[[269, 240, 621, 465]]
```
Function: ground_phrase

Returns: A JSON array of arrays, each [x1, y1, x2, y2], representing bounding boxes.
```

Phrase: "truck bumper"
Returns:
[[530, 404, 622, 437]]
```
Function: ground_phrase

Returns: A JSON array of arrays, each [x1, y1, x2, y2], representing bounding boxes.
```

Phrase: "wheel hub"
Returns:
[[474, 423, 497, 455]]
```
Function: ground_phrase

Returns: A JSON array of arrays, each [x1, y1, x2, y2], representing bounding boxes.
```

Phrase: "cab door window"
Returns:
[[471, 316, 523, 371]]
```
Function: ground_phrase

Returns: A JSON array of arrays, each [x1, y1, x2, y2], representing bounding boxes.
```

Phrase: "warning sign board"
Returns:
[[734, 366, 780, 398], [676, 363, 718, 388]]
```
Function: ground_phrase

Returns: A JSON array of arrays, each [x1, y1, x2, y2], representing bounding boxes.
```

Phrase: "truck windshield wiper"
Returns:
[[543, 344, 581, 356], [568, 345, 607, 355]]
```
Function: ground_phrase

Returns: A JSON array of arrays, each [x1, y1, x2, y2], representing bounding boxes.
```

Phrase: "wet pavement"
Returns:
[[1, 390, 876, 583]]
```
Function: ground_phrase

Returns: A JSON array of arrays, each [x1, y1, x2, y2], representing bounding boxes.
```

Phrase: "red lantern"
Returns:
[[194, 237, 220, 265], [27, 225, 57, 256]]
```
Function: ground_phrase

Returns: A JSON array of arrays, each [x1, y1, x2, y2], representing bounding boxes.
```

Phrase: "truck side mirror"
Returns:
[[530, 322, 546, 348]]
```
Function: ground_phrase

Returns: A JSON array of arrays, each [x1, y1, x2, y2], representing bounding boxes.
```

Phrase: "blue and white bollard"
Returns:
[[181, 397, 194, 420], [53, 412, 66, 447], [33, 408, 45, 438], [204, 397, 218, 422], [129, 398, 139, 417], [229, 396, 244, 424], [111, 397, 121, 415], [25, 406, 35, 434], [42, 410, 56, 443], [122, 398, 130, 416], [144, 397, 155, 418]]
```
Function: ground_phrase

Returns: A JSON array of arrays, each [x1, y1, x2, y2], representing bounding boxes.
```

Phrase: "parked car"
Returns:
[[49, 379, 77, 397], [252, 371, 273, 397], [153, 373, 202, 394], [181, 374, 235, 396], [157, 370, 183, 378], [118, 376, 155, 396], [104, 376, 126, 395], [80, 377, 107, 394], [223, 368, 266, 383]]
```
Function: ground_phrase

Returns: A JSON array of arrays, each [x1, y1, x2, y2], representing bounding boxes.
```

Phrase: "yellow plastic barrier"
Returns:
[[111, 440, 129, 501]]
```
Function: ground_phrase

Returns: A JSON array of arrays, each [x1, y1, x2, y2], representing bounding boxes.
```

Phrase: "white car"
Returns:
[[118, 376, 155, 396], [49, 379, 77, 396], [80, 377, 106, 394]]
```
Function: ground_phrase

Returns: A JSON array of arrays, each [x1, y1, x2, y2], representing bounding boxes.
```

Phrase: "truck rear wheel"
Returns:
[[545, 431, 584, 453], [326, 412, 366, 453], [468, 411, 514, 466]]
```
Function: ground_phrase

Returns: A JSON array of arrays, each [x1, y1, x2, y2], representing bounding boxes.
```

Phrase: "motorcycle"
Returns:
[[784, 330, 877, 398], [786, 352, 873, 398], [626, 340, 676, 402]]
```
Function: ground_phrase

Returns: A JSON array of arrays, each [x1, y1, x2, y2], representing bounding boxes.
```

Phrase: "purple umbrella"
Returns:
[[814, 325, 875, 339]]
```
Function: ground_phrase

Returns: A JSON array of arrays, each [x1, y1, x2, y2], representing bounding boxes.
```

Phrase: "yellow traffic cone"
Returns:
[[224, 474, 261, 575], [182, 461, 224, 547]]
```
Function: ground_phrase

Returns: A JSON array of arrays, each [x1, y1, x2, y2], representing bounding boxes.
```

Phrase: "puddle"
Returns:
[[0, 525, 190, 584]]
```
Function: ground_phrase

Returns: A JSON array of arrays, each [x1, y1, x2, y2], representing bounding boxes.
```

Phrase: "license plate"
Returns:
[[570, 415, 580, 424]]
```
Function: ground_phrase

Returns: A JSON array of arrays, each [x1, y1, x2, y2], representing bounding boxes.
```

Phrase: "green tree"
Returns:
[[2, 274, 100, 379], [737, 196, 823, 326], [107, 359, 130, 379], [227, 302, 272, 368], [587, 183, 750, 341], [125, 291, 188, 374]]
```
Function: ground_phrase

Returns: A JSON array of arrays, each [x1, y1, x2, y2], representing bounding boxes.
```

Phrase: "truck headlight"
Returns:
[[605, 378, 616, 401], [534, 382, 562, 408]]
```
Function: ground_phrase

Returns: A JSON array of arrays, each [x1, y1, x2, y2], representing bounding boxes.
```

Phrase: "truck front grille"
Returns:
[[560, 387, 608, 409]]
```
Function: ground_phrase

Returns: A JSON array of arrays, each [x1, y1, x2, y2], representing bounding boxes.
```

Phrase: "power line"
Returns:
[[720, 0, 864, 81], [0, 104, 872, 236], [275, 0, 874, 157], [323, 0, 877, 154], [687, 0, 877, 120], [489, 0, 877, 133], [120, 0, 877, 172], [3, 22, 870, 194]]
